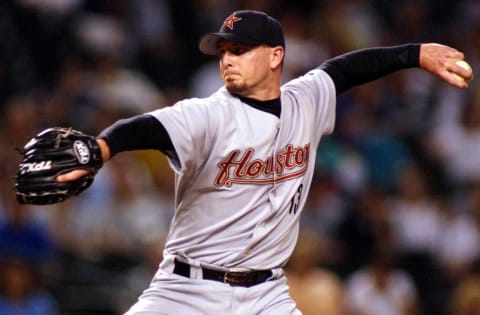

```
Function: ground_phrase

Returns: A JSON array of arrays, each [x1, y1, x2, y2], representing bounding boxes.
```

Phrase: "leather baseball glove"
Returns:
[[15, 127, 103, 205]]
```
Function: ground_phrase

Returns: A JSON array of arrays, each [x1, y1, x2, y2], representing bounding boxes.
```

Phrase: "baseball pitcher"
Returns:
[[15, 10, 473, 315]]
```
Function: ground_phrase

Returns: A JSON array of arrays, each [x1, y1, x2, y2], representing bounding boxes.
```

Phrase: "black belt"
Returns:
[[173, 258, 273, 287]]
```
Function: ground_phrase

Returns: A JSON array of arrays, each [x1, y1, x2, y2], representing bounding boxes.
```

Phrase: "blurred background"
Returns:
[[0, 0, 479, 314]]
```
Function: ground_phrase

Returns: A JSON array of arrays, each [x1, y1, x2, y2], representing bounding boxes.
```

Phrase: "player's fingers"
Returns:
[[420, 43, 463, 70], [439, 68, 469, 89], [448, 50, 464, 60], [446, 61, 474, 81], [57, 169, 90, 182], [420, 44, 473, 89]]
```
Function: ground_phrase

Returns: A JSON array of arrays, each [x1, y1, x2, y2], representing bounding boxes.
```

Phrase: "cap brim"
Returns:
[[199, 33, 263, 55]]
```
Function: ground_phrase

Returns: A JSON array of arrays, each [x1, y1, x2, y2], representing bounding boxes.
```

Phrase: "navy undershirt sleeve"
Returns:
[[97, 114, 176, 159], [319, 43, 421, 94]]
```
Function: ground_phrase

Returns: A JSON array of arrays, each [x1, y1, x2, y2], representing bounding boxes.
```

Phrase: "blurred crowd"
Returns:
[[0, 0, 479, 314]]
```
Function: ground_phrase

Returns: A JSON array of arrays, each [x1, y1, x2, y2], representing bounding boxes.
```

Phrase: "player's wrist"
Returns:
[[96, 138, 111, 162]]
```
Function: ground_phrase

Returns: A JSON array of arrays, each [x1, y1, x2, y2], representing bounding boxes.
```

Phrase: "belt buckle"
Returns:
[[223, 271, 234, 284], [223, 271, 245, 286]]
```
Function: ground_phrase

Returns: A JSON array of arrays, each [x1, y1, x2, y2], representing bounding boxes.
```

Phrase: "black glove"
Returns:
[[15, 127, 103, 205]]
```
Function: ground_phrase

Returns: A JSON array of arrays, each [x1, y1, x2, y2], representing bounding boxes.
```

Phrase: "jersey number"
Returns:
[[289, 184, 303, 215]]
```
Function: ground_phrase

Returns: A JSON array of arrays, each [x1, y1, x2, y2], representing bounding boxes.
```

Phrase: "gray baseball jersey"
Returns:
[[148, 68, 335, 271]]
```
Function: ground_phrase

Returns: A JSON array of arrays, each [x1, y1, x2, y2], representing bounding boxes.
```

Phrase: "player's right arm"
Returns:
[[57, 114, 174, 182]]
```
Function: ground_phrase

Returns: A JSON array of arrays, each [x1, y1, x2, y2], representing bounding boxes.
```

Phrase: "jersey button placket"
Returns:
[[272, 121, 281, 186]]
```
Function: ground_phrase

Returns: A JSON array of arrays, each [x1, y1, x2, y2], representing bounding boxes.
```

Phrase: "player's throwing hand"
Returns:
[[419, 43, 474, 88]]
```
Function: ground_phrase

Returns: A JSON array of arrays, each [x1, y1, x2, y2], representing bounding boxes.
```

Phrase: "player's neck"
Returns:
[[233, 91, 280, 101], [232, 71, 282, 101], [233, 82, 281, 101], [237, 95, 281, 118]]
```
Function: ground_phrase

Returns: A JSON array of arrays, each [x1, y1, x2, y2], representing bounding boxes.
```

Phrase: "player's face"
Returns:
[[217, 40, 281, 98]]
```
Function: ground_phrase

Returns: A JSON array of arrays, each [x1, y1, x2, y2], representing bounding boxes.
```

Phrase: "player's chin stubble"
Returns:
[[224, 80, 248, 95], [222, 70, 248, 94]]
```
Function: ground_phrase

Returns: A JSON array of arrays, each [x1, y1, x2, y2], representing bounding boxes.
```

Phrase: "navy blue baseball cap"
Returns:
[[199, 10, 285, 55]]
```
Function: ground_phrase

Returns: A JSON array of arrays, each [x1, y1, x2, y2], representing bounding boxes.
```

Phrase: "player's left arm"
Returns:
[[319, 43, 473, 94]]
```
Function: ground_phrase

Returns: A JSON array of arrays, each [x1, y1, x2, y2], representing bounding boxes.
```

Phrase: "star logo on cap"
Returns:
[[222, 12, 242, 30]]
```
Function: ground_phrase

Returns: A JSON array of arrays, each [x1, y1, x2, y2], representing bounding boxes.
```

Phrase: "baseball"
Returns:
[[451, 60, 472, 83]]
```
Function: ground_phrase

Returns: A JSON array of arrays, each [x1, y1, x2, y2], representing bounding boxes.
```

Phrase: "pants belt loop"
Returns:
[[190, 262, 203, 280]]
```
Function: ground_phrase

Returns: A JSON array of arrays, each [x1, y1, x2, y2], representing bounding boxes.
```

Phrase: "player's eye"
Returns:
[[216, 45, 251, 57], [232, 47, 247, 55], [217, 48, 226, 57]]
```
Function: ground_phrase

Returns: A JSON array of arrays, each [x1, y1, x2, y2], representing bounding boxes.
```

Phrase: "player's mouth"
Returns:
[[223, 71, 240, 81]]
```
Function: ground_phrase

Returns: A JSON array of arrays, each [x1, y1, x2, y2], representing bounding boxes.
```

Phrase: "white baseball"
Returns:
[[451, 60, 472, 83]]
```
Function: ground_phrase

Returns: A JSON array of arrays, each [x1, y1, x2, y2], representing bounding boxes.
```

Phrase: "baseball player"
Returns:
[[55, 9, 473, 315]]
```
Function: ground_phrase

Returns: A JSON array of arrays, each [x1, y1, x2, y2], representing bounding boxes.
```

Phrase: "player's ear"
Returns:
[[270, 46, 284, 70]]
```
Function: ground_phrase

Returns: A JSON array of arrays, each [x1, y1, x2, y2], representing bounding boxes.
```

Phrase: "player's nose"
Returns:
[[220, 51, 235, 67]]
